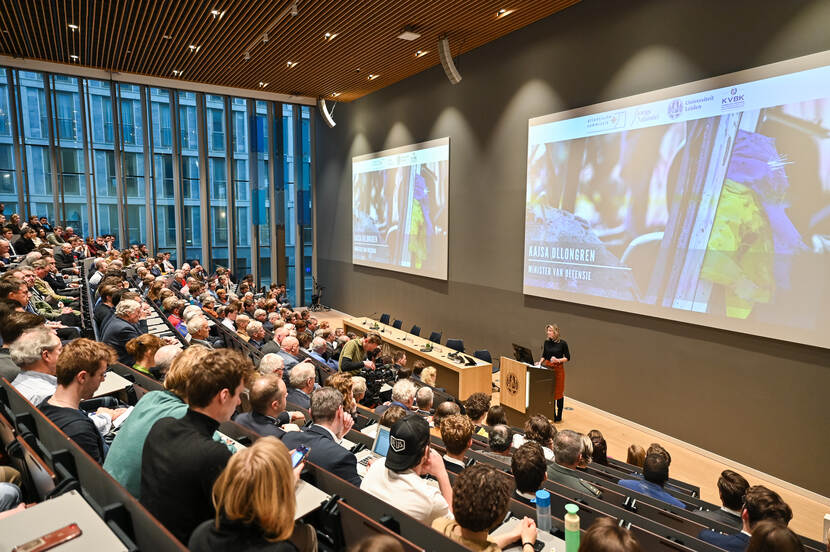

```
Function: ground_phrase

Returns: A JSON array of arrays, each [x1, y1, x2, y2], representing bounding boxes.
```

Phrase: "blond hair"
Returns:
[[325, 372, 356, 413], [421, 366, 437, 387], [211, 436, 295, 541], [163, 344, 211, 399]]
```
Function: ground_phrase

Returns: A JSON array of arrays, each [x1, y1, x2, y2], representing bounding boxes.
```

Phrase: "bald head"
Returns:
[[282, 336, 299, 355], [250, 373, 286, 417]]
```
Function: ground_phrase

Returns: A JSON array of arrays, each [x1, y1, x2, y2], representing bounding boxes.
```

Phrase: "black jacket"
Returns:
[[140, 409, 232, 545], [189, 519, 298, 552], [281, 424, 360, 486], [233, 411, 287, 439], [15, 237, 35, 255], [546, 462, 602, 498], [101, 316, 142, 365], [696, 508, 743, 532], [54, 250, 76, 270]]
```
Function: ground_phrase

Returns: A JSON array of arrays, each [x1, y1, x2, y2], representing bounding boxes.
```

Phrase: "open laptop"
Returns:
[[512, 343, 535, 365], [354, 425, 391, 476]]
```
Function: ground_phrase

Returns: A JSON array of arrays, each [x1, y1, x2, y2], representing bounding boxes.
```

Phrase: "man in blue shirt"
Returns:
[[618, 452, 685, 508], [306, 336, 338, 371]]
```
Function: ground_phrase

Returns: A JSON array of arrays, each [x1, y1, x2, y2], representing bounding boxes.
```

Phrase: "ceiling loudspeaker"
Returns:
[[317, 98, 336, 128], [438, 36, 462, 85]]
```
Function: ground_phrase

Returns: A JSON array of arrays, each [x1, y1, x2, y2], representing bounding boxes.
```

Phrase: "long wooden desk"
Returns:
[[343, 317, 492, 400]]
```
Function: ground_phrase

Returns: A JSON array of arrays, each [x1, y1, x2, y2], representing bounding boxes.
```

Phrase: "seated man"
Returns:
[[257, 353, 285, 377], [618, 452, 685, 508], [54, 242, 78, 273], [698, 485, 792, 552], [186, 316, 215, 349], [415, 386, 433, 417], [39, 339, 118, 464], [439, 414, 474, 474], [0, 310, 45, 382], [375, 378, 417, 415], [276, 336, 302, 371], [697, 470, 749, 531], [482, 424, 514, 462], [234, 373, 303, 438], [246, 320, 266, 350], [101, 299, 144, 365], [433, 463, 537, 551], [432, 400, 460, 429], [285, 361, 315, 410], [261, 326, 289, 356], [307, 336, 338, 371], [94, 284, 117, 333], [10, 326, 63, 406], [547, 429, 602, 498], [512, 442, 548, 505], [281, 387, 359, 486], [463, 392, 491, 435], [338, 332, 382, 375], [31, 259, 77, 305], [361, 415, 453, 525], [140, 349, 253, 545]]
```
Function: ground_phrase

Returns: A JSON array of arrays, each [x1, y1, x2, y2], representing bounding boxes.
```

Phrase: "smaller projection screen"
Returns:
[[524, 52, 830, 349], [352, 138, 449, 280]]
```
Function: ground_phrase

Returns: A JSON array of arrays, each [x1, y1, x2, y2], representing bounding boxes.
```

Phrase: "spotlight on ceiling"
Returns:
[[244, 51, 251, 61], [415, 50, 428, 58], [290, 1, 298, 16], [317, 98, 336, 128]]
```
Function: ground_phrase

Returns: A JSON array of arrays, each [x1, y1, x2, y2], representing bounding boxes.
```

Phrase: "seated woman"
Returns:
[[189, 437, 301, 552], [421, 366, 437, 387], [125, 334, 165, 378], [162, 296, 187, 335], [325, 372, 357, 417], [486, 405, 509, 427], [432, 463, 537, 551]]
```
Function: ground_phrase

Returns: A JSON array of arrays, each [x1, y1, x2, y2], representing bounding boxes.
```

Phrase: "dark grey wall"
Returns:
[[315, 0, 830, 496]]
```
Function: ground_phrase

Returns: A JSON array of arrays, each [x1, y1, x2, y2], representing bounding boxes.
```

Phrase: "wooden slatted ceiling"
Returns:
[[0, 0, 580, 102]]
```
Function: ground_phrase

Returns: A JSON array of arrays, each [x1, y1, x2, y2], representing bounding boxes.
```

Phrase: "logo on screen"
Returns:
[[390, 436, 406, 453], [667, 99, 683, 120], [722, 87, 745, 110], [506, 373, 519, 395]]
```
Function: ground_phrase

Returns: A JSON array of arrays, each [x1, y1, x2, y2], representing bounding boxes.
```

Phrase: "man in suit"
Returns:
[[234, 374, 303, 438], [261, 326, 289, 356], [277, 336, 302, 371], [512, 442, 548, 505], [697, 470, 749, 532], [618, 452, 686, 508], [101, 299, 144, 365], [281, 386, 359, 486], [186, 317, 216, 349], [698, 485, 792, 552], [414, 386, 433, 417], [285, 361, 315, 410], [547, 429, 602, 498], [439, 414, 474, 474], [375, 378, 417, 416], [54, 243, 78, 274]]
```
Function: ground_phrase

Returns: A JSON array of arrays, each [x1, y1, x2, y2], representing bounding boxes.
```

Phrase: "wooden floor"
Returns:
[[312, 307, 830, 541]]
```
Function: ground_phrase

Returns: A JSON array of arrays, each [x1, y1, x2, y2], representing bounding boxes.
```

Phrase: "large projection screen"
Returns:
[[524, 51, 830, 349], [353, 138, 449, 280]]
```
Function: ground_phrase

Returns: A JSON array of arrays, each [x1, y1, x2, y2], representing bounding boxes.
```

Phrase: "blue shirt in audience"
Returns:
[[617, 478, 686, 508]]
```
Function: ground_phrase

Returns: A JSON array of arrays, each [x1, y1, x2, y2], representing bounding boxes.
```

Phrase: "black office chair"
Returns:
[[379, 313, 391, 325], [428, 331, 442, 344], [446, 339, 464, 352], [410, 325, 421, 337], [392, 319, 403, 329], [474, 350, 496, 372]]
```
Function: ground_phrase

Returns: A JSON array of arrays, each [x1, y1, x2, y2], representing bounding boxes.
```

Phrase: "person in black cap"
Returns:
[[360, 414, 452, 525]]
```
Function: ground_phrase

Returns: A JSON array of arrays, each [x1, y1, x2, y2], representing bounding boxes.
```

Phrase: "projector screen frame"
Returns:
[[352, 136, 450, 281], [523, 49, 830, 350]]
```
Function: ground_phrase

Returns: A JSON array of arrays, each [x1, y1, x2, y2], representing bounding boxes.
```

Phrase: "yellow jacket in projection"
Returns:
[[700, 179, 774, 319], [408, 201, 427, 269]]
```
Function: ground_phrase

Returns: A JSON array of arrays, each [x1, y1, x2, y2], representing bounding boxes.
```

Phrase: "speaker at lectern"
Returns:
[[499, 355, 556, 424]]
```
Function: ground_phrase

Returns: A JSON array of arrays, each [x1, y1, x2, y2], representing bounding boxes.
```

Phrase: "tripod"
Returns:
[[309, 277, 330, 312]]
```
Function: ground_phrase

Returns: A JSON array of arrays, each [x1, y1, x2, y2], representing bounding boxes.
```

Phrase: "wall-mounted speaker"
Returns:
[[317, 98, 336, 128], [438, 36, 462, 85]]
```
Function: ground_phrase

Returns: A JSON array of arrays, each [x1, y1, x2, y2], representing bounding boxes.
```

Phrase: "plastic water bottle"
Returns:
[[535, 489, 551, 533], [564, 503, 580, 552]]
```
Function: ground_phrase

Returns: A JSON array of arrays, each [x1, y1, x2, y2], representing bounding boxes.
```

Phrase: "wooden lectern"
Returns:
[[499, 356, 556, 425]]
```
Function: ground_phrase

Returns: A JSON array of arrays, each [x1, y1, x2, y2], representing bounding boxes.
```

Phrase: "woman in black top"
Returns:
[[189, 437, 306, 552], [14, 228, 36, 255], [541, 324, 570, 422]]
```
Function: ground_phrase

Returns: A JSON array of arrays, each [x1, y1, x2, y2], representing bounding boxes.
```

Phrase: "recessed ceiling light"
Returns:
[[331, 92, 341, 97], [189, 44, 200, 52], [68, 23, 79, 30], [70, 54, 79, 61], [163, 34, 172, 40], [323, 32, 337, 41], [286, 61, 298, 68], [367, 74, 379, 81], [496, 9, 514, 18], [210, 9, 225, 19], [258, 81, 268, 88], [172, 69, 183, 77], [397, 26, 420, 41], [415, 50, 428, 58]]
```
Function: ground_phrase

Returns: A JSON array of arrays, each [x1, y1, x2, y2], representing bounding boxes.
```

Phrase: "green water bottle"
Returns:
[[564, 503, 580, 552]]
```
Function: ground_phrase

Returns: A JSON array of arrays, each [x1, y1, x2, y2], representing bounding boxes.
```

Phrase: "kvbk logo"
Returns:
[[723, 88, 744, 104]]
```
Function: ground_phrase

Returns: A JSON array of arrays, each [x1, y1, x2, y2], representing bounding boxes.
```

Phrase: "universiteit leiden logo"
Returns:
[[506, 373, 519, 395], [668, 98, 683, 120]]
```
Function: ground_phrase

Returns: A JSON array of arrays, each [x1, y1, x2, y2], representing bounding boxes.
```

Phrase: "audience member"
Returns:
[[547, 430, 602, 498], [484, 425, 514, 460], [421, 366, 437, 387], [188, 437, 302, 552], [360, 415, 452, 525], [261, 326, 290, 356], [433, 463, 537, 552], [125, 334, 164, 378], [745, 520, 804, 552], [415, 386, 433, 416], [698, 486, 792, 552], [277, 336, 303, 370], [153, 344, 181, 379], [308, 336, 338, 370], [375, 378, 417, 415], [464, 392, 491, 434], [522, 414, 556, 461], [281, 387, 360, 486], [104, 346, 216, 498], [94, 284, 117, 331], [40, 339, 119, 463], [247, 320, 266, 349], [258, 353, 285, 377], [186, 316, 215, 349], [512, 442, 548, 505], [286, 362, 315, 410], [578, 517, 642, 552], [339, 333, 382, 374], [577, 434, 594, 469], [486, 405, 509, 427], [10, 326, 62, 406], [698, 470, 750, 531], [433, 400, 460, 429], [618, 453, 684, 508], [626, 444, 646, 468], [140, 349, 253, 544], [235, 373, 303, 439], [440, 414, 474, 473], [0, 311, 44, 381], [101, 299, 144, 365], [587, 430, 608, 466]]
